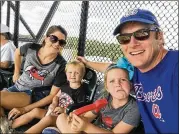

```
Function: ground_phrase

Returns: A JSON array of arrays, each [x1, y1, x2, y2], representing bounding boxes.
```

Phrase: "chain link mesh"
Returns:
[[1, 1, 178, 81]]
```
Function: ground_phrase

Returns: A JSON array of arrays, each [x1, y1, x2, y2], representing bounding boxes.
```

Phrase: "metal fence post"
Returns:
[[77, 1, 89, 56], [9, 1, 36, 41], [6, 1, 10, 27], [35, 1, 60, 44], [13, 1, 20, 48]]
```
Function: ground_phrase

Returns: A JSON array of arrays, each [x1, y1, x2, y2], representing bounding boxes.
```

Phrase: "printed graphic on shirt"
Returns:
[[101, 114, 113, 130], [134, 83, 165, 122], [25, 65, 49, 85], [58, 92, 74, 108]]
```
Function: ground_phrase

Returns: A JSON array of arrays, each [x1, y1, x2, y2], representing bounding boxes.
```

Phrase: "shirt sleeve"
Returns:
[[122, 101, 141, 127], [1, 45, 11, 62], [20, 43, 32, 56], [53, 67, 67, 88]]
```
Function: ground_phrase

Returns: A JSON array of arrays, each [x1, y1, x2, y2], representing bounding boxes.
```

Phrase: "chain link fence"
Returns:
[[1, 1, 178, 81]]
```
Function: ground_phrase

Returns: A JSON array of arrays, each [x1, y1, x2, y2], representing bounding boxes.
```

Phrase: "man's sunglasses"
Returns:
[[116, 28, 159, 45], [48, 35, 66, 47]]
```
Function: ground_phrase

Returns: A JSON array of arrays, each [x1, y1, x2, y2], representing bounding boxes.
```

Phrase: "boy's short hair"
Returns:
[[65, 60, 86, 77]]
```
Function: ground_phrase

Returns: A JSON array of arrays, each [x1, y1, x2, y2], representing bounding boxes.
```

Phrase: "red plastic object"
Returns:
[[74, 99, 108, 115]]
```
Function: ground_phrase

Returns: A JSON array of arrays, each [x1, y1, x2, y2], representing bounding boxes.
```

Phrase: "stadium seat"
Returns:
[[66, 67, 98, 114]]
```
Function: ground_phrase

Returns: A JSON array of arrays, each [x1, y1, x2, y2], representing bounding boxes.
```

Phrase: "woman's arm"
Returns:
[[49, 90, 61, 110], [13, 48, 22, 82], [8, 85, 60, 119], [45, 91, 61, 116]]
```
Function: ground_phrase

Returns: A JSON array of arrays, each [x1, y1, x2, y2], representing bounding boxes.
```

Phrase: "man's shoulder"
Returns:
[[28, 43, 41, 50], [164, 50, 178, 64], [168, 50, 178, 56]]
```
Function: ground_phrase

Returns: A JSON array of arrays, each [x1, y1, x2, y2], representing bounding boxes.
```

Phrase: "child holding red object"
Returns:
[[56, 60, 141, 134], [10, 61, 87, 133]]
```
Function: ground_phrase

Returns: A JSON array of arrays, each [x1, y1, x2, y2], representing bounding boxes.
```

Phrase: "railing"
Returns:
[[1, 1, 178, 81]]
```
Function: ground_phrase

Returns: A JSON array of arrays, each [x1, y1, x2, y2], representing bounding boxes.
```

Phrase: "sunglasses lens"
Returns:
[[117, 34, 131, 44], [135, 30, 150, 40], [49, 35, 58, 43], [49, 35, 66, 47], [59, 40, 66, 47], [117, 29, 151, 45]]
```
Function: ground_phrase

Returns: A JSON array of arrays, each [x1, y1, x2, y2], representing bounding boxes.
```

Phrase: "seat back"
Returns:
[[0, 68, 14, 89], [0, 71, 7, 89], [82, 68, 98, 102]]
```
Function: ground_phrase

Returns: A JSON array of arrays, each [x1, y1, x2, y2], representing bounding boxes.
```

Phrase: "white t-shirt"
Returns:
[[1, 41, 16, 64]]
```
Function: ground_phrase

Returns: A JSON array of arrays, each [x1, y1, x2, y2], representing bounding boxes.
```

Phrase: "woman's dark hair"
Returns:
[[41, 25, 67, 47]]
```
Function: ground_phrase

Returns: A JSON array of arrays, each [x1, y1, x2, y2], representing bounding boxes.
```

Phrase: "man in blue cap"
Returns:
[[77, 8, 178, 133]]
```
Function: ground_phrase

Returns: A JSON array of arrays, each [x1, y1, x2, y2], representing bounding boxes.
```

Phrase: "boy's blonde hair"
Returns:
[[65, 60, 86, 78]]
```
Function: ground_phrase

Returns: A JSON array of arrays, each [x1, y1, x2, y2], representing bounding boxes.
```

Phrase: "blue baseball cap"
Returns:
[[113, 8, 160, 35]]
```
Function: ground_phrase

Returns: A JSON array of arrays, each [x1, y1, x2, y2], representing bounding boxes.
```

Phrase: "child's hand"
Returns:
[[67, 112, 73, 124], [46, 103, 57, 116], [70, 113, 87, 132], [52, 96, 59, 106], [8, 107, 26, 120], [48, 103, 56, 111], [67, 110, 86, 124], [52, 107, 64, 115]]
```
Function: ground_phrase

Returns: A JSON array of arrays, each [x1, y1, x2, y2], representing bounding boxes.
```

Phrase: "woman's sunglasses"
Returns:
[[116, 28, 159, 45], [48, 35, 66, 47]]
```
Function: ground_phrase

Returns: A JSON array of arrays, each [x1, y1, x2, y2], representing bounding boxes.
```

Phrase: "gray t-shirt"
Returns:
[[93, 95, 140, 131], [15, 43, 67, 91]]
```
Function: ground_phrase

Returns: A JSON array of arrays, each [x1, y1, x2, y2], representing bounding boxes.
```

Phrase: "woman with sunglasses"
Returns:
[[0, 25, 68, 121], [77, 9, 178, 134]]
